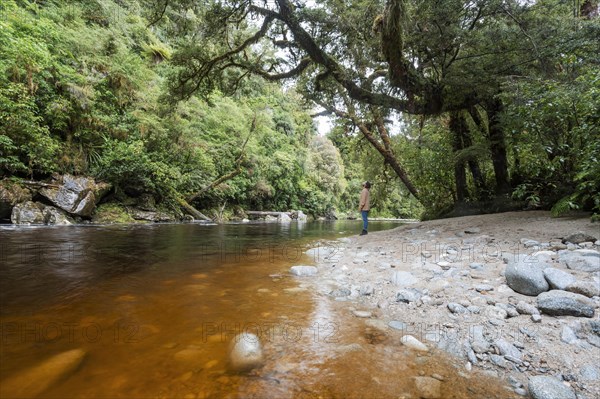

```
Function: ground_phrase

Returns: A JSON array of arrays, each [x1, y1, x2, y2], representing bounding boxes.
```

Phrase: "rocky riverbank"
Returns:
[[1, 176, 314, 225], [298, 211, 599, 399]]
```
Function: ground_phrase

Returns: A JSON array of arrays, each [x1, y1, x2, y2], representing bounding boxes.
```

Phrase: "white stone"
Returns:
[[401, 335, 429, 352], [228, 333, 263, 371]]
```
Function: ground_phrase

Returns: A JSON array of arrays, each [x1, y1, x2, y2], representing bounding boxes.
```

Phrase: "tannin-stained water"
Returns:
[[0, 221, 517, 398]]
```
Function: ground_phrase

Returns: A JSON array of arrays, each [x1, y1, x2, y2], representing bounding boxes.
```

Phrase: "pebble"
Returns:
[[531, 314, 542, 323], [391, 271, 418, 287], [388, 320, 408, 330], [514, 388, 527, 396], [447, 302, 468, 314], [508, 376, 522, 388], [516, 301, 540, 315], [494, 338, 522, 361], [289, 265, 318, 276], [561, 325, 578, 344], [485, 305, 508, 320], [475, 284, 494, 292], [469, 262, 484, 270], [413, 376, 442, 398], [490, 354, 507, 368], [401, 335, 429, 352], [352, 310, 372, 318]]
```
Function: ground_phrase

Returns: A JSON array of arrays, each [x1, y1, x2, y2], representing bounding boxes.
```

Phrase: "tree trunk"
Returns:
[[357, 120, 421, 201], [457, 113, 486, 196], [322, 102, 421, 202], [486, 99, 511, 194], [449, 112, 468, 202], [178, 197, 212, 221]]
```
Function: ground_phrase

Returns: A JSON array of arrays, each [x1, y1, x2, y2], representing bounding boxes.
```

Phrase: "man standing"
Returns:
[[359, 181, 371, 236]]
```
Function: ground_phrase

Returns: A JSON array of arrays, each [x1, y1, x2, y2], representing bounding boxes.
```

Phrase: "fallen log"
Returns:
[[246, 211, 290, 217], [20, 180, 61, 189], [177, 197, 212, 221]]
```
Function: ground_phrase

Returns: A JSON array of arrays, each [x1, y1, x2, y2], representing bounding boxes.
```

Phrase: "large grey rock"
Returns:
[[10, 201, 45, 224], [0, 349, 86, 398], [228, 333, 263, 371], [559, 250, 600, 272], [566, 280, 600, 298], [296, 210, 308, 221], [505, 255, 550, 296], [396, 288, 422, 303], [39, 174, 110, 217], [391, 271, 418, 287], [543, 268, 576, 290], [43, 206, 74, 225], [528, 376, 576, 399], [562, 232, 598, 245], [278, 213, 292, 222], [537, 290, 595, 318], [289, 265, 318, 276], [0, 180, 31, 219]]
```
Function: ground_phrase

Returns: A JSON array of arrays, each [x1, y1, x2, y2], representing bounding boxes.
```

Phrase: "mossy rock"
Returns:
[[92, 203, 136, 224]]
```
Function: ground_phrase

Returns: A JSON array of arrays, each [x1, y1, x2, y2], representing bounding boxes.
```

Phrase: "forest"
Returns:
[[1, 0, 599, 221]]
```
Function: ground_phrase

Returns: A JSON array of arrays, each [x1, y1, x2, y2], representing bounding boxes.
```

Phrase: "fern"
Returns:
[[551, 195, 578, 217]]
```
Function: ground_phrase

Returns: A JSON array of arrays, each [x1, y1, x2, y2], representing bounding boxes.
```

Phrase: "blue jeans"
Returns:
[[361, 210, 369, 230]]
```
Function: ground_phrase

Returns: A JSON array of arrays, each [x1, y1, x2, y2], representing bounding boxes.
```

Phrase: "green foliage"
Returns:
[[92, 203, 136, 224], [503, 62, 600, 214], [3, 0, 597, 221], [0, 0, 345, 217]]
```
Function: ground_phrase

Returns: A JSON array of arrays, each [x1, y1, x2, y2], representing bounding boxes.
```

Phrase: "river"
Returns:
[[0, 221, 515, 398]]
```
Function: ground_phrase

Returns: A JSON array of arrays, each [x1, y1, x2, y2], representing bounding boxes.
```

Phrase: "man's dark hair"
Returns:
[[364, 181, 371, 189]]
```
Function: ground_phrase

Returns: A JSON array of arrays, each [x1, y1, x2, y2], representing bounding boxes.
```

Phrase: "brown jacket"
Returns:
[[359, 187, 370, 211]]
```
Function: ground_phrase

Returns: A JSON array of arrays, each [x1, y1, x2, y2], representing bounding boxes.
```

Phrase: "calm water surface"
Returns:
[[0, 221, 515, 398]]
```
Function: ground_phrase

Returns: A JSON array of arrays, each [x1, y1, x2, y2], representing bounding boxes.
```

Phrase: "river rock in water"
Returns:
[[228, 333, 263, 371], [0, 348, 86, 398], [10, 201, 45, 224], [39, 174, 110, 217], [290, 265, 318, 276]]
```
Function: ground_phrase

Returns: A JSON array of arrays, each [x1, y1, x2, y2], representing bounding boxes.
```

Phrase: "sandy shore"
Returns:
[[303, 211, 600, 399]]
